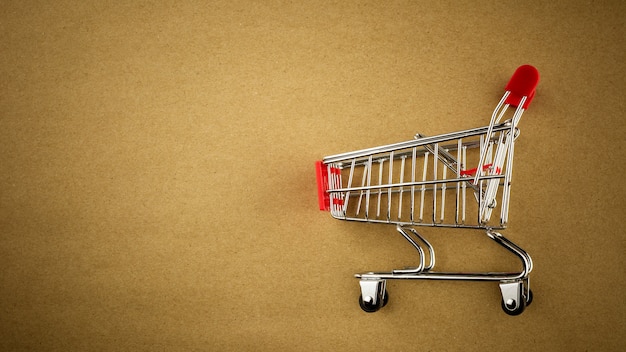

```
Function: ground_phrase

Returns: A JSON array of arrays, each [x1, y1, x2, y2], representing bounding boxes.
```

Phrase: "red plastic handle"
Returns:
[[504, 65, 540, 109]]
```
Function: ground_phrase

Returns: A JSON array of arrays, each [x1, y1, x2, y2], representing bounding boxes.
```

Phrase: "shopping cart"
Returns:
[[316, 65, 539, 315]]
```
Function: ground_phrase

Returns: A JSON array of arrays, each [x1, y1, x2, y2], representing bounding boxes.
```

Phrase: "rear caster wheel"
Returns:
[[501, 288, 532, 316], [359, 291, 388, 313], [501, 295, 525, 316]]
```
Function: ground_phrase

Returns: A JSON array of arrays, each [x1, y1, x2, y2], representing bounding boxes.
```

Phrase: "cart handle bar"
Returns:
[[316, 65, 540, 211], [505, 65, 540, 109]]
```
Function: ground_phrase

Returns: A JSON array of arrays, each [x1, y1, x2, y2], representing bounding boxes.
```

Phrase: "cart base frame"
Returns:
[[355, 226, 533, 315]]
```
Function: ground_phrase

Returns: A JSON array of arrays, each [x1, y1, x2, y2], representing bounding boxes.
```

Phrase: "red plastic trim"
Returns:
[[315, 161, 330, 211], [460, 163, 501, 177], [504, 65, 540, 109]]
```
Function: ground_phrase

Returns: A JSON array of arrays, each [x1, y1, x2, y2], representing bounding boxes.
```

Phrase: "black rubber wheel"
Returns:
[[359, 291, 388, 313], [501, 296, 526, 316]]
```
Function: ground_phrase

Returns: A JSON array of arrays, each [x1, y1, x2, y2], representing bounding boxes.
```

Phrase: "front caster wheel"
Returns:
[[501, 289, 532, 316], [359, 291, 388, 313]]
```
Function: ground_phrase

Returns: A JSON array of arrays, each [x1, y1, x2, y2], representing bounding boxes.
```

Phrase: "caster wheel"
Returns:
[[502, 290, 533, 315], [359, 291, 388, 313], [499, 282, 531, 316], [501, 294, 526, 316]]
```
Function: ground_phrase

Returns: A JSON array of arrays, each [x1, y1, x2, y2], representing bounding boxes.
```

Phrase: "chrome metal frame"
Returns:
[[319, 89, 535, 315]]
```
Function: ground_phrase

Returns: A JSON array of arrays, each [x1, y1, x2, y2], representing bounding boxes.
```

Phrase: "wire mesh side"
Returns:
[[326, 127, 518, 229]]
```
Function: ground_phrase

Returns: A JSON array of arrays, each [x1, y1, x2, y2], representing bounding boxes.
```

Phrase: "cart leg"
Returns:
[[392, 225, 435, 274], [358, 279, 388, 313], [488, 231, 533, 315]]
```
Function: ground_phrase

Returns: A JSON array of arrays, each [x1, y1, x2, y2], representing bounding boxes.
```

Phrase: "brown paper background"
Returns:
[[1, 1, 625, 351]]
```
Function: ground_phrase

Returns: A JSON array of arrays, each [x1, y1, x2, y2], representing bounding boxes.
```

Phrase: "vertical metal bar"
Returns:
[[355, 160, 368, 216], [376, 159, 384, 218], [476, 135, 485, 183], [441, 165, 447, 222], [326, 164, 339, 216], [326, 164, 334, 216], [411, 147, 417, 223], [336, 163, 343, 216], [493, 132, 507, 168], [478, 179, 484, 224], [398, 155, 406, 220], [432, 144, 438, 224], [365, 155, 373, 219], [481, 139, 495, 222], [456, 139, 462, 224], [342, 158, 356, 216], [387, 151, 394, 221], [501, 126, 516, 225], [500, 100, 525, 224], [420, 152, 429, 222], [482, 132, 506, 223], [462, 145, 467, 224], [336, 164, 343, 216]]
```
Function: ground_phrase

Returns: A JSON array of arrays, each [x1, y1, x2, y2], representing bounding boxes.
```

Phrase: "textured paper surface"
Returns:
[[1, 1, 625, 351]]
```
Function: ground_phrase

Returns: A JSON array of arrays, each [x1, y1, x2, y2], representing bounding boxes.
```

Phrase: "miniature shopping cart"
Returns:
[[316, 65, 540, 315]]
